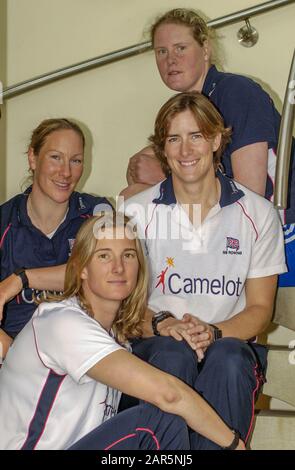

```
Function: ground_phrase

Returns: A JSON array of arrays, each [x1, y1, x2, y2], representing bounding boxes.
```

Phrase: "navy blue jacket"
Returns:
[[0, 188, 112, 337], [203, 66, 295, 224]]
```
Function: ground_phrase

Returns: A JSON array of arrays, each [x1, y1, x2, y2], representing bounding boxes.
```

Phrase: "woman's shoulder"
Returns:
[[70, 191, 113, 214], [0, 191, 29, 228], [33, 297, 92, 334], [1, 191, 26, 210], [36, 296, 81, 318], [213, 68, 270, 100]]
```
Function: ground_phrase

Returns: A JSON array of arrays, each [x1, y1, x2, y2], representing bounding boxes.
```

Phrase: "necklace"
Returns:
[[27, 195, 68, 235]]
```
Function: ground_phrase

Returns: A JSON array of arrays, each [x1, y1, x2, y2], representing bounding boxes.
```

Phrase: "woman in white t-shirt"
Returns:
[[0, 212, 245, 450]]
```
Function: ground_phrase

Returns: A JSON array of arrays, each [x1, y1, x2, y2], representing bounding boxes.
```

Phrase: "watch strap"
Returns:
[[209, 323, 222, 341], [152, 311, 174, 336], [14, 268, 29, 290], [222, 429, 241, 450]]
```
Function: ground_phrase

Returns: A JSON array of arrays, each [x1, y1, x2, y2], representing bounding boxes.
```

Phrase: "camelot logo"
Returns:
[[289, 339, 295, 365], [155, 258, 243, 297], [155, 257, 175, 294]]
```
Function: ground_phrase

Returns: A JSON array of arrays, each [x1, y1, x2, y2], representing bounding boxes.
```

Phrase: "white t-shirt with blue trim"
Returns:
[[0, 297, 123, 450], [123, 173, 287, 323]]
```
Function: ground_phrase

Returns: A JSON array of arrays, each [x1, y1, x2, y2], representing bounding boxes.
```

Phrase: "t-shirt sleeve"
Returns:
[[216, 76, 278, 155], [33, 306, 124, 384], [247, 205, 287, 278]]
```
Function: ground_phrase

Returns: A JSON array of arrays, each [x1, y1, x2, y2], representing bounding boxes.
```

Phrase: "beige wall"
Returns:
[[2, 0, 295, 202], [0, 0, 7, 202]]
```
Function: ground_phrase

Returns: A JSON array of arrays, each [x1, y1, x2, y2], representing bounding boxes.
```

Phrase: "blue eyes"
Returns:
[[156, 45, 186, 56], [167, 134, 203, 144], [49, 155, 82, 165]]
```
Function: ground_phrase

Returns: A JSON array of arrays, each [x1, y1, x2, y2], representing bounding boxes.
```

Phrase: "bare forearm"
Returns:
[[141, 307, 180, 337], [215, 276, 276, 339], [88, 350, 244, 449], [231, 142, 268, 196], [27, 265, 66, 292], [161, 376, 243, 449], [215, 305, 272, 340]]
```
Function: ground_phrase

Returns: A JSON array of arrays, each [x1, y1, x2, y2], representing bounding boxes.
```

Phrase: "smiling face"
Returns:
[[28, 129, 84, 205], [154, 23, 210, 92], [164, 109, 221, 189], [81, 228, 139, 304]]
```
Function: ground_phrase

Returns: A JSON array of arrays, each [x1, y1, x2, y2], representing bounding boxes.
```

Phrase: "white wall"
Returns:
[[2, 0, 295, 202]]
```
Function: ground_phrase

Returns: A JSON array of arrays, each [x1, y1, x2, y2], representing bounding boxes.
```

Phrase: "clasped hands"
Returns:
[[157, 313, 215, 362]]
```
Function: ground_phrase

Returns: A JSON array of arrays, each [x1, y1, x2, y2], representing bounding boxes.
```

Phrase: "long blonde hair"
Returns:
[[46, 213, 148, 343]]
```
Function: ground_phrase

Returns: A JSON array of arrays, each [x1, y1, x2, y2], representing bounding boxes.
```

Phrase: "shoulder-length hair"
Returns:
[[149, 91, 231, 176], [45, 212, 148, 344]]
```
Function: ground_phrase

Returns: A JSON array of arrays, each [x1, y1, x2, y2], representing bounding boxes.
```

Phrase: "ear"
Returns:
[[212, 133, 222, 152], [203, 40, 212, 62], [28, 147, 37, 171], [80, 267, 88, 280]]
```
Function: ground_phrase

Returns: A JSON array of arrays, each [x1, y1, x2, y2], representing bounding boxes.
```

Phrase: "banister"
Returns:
[[2, 0, 295, 100], [274, 49, 295, 209]]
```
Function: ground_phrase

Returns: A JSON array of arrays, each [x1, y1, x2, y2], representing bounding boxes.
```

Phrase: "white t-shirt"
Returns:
[[123, 173, 287, 323], [0, 297, 124, 450]]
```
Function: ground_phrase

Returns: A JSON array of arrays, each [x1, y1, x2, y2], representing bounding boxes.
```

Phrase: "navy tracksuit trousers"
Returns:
[[119, 336, 267, 450], [68, 403, 190, 450]]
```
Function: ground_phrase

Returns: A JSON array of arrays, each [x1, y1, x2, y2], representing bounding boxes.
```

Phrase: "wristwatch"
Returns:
[[222, 429, 241, 450], [152, 311, 174, 336], [14, 267, 29, 290], [209, 323, 222, 341]]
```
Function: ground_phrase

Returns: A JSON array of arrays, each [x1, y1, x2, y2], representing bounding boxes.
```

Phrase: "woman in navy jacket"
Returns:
[[0, 118, 110, 358]]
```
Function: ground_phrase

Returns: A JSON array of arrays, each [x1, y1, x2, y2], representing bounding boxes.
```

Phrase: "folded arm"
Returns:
[[87, 349, 245, 449], [231, 142, 268, 196], [0, 264, 66, 321], [215, 275, 276, 339]]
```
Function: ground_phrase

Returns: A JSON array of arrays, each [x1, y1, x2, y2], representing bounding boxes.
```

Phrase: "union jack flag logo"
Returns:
[[226, 237, 240, 251]]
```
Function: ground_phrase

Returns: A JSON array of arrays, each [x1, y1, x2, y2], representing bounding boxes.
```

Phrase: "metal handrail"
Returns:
[[2, 0, 294, 99], [274, 49, 295, 209]]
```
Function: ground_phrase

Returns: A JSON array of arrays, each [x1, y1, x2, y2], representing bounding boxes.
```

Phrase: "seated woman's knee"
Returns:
[[206, 338, 255, 371], [132, 336, 198, 384]]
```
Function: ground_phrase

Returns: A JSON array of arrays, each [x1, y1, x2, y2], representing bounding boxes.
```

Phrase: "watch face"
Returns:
[[215, 329, 222, 340]]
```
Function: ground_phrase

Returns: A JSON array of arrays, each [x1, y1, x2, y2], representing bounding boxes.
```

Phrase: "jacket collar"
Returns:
[[152, 171, 244, 208], [202, 65, 222, 98], [16, 188, 91, 228]]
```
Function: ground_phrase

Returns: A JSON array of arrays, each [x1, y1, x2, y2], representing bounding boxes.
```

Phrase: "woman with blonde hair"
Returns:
[[0, 213, 245, 450], [0, 118, 111, 360]]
